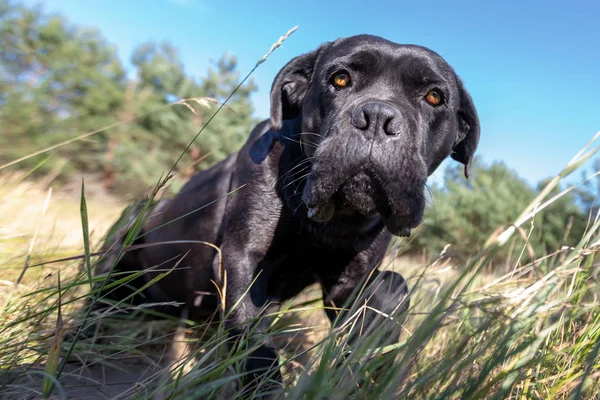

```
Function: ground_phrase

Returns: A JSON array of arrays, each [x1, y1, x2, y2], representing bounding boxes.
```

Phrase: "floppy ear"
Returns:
[[451, 77, 480, 178], [269, 47, 322, 131]]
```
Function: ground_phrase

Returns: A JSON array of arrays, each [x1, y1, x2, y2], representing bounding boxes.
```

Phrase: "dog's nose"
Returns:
[[351, 102, 403, 136]]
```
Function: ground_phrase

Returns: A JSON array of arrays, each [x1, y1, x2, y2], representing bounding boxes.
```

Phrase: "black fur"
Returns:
[[94, 34, 480, 392]]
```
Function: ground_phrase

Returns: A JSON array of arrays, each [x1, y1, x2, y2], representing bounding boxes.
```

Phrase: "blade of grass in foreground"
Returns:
[[41, 271, 64, 399], [80, 180, 93, 291]]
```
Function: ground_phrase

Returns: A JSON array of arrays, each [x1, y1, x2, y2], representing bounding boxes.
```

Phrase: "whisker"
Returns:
[[424, 184, 437, 212], [283, 171, 311, 190], [286, 166, 312, 188], [281, 135, 319, 149], [298, 132, 325, 139], [272, 159, 312, 186], [293, 198, 305, 214]]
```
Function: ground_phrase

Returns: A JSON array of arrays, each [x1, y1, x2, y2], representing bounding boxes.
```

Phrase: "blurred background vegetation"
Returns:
[[1, 0, 598, 268], [0, 0, 258, 196]]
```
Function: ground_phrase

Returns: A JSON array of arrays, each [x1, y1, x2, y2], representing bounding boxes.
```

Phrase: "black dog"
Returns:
[[94, 34, 479, 391]]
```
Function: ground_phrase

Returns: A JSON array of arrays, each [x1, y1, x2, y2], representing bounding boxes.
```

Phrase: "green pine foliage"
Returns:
[[415, 158, 587, 268], [0, 0, 257, 196]]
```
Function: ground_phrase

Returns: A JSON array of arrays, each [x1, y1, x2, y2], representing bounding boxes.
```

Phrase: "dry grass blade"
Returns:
[[256, 26, 299, 67], [80, 180, 93, 291], [42, 271, 64, 399], [176, 97, 236, 114]]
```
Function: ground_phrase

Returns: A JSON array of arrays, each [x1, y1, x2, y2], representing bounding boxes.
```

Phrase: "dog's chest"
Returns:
[[260, 237, 356, 302], [260, 243, 314, 301]]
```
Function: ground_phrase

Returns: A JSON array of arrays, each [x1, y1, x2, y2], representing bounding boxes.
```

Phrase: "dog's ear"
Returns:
[[270, 47, 322, 131], [451, 77, 480, 178]]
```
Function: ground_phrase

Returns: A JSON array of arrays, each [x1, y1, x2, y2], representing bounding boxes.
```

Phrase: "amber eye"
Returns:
[[425, 88, 444, 106], [332, 71, 351, 88]]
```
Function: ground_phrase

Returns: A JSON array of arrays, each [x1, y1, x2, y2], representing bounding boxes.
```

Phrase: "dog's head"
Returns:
[[270, 35, 480, 237]]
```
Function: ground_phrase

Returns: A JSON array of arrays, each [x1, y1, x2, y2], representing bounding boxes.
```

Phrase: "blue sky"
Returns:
[[26, 0, 600, 185]]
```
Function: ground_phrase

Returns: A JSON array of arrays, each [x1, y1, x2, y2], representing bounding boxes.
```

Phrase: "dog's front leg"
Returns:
[[216, 248, 282, 396], [320, 242, 410, 383], [322, 265, 409, 388], [215, 205, 283, 394]]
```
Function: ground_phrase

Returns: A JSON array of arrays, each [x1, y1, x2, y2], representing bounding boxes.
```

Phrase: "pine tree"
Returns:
[[415, 159, 587, 266], [0, 0, 257, 196]]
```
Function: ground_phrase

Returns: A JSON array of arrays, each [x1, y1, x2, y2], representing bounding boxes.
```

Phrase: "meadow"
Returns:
[[1, 7, 599, 398], [1, 126, 600, 399]]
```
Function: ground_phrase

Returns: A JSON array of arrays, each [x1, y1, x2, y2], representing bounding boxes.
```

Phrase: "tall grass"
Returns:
[[0, 26, 599, 399]]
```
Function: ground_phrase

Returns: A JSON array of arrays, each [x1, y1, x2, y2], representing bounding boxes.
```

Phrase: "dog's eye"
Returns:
[[331, 71, 351, 88], [425, 88, 444, 106]]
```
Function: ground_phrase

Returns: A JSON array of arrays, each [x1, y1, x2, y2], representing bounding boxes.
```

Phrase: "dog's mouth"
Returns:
[[303, 170, 422, 237]]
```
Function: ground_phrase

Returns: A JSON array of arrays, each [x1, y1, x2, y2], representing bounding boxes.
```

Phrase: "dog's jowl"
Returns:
[[94, 34, 480, 392]]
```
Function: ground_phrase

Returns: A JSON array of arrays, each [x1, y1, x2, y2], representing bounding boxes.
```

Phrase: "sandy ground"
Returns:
[[2, 359, 169, 399]]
